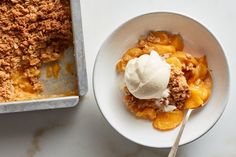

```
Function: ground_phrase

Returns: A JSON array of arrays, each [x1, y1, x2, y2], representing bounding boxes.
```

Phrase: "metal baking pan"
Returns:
[[0, 0, 88, 113]]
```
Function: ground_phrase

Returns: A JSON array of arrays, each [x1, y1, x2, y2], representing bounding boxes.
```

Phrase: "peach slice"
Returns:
[[153, 110, 184, 131], [136, 108, 157, 121], [166, 57, 183, 69], [170, 34, 184, 51]]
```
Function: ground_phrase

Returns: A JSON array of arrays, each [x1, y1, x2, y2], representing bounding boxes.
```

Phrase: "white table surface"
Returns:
[[0, 0, 235, 157]]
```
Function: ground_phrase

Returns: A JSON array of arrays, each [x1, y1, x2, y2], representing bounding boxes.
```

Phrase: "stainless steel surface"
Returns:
[[70, 0, 88, 96], [0, 0, 87, 114], [0, 96, 79, 114], [168, 109, 193, 157]]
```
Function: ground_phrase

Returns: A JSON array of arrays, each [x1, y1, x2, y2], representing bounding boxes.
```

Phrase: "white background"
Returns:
[[0, 0, 235, 157]]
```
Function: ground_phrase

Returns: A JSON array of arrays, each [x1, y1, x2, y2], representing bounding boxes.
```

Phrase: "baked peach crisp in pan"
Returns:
[[0, 0, 73, 101], [116, 31, 212, 131]]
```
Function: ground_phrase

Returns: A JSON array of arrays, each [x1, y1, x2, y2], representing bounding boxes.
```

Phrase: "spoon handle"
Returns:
[[168, 109, 193, 157]]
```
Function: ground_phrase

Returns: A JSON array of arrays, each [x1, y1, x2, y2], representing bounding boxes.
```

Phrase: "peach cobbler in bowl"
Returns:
[[93, 12, 229, 147], [116, 31, 212, 131]]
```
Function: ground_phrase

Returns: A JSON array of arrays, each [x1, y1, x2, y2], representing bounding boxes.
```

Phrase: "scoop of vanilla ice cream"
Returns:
[[124, 50, 170, 99]]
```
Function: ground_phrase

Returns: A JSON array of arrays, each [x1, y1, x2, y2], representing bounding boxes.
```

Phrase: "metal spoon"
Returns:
[[168, 109, 193, 157]]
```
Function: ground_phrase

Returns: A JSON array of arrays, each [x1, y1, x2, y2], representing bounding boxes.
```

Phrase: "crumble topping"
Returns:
[[167, 66, 190, 108]]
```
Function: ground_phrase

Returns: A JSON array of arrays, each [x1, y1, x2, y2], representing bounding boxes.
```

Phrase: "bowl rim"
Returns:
[[92, 11, 230, 148]]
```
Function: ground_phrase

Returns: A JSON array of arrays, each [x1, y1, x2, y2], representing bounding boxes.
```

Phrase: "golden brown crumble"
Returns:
[[168, 66, 190, 108], [0, 0, 72, 101]]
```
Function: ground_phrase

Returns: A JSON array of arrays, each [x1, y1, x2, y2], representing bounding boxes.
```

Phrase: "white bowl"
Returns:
[[93, 12, 230, 148]]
